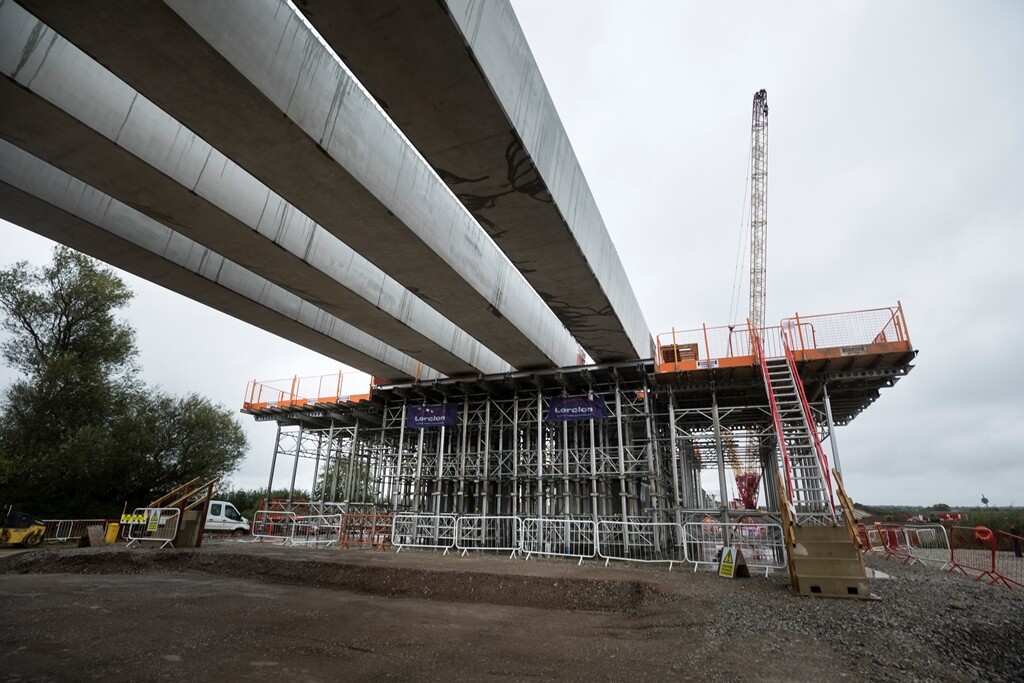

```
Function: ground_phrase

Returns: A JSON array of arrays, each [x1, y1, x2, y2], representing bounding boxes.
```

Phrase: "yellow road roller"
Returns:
[[0, 505, 46, 548]]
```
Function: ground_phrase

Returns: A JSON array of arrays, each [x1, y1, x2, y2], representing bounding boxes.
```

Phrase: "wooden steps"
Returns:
[[776, 470, 875, 600], [790, 526, 871, 598]]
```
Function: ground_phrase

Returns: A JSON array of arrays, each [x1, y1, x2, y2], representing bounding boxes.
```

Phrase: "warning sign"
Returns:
[[718, 547, 750, 579]]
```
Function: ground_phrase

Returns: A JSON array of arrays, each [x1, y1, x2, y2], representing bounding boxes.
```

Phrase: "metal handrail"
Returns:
[[780, 326, 838, 520]]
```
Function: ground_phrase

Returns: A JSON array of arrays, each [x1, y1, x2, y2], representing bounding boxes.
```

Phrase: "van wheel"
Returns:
[[232, 529, 247, 537]]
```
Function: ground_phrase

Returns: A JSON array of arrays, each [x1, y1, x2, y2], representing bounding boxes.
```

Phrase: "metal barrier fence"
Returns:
[[856, 524, 884, 556], [456, 516, 521, 558], [392, 514, 457, 553], [904, 524, 952, 569], [597, 521, 685, 569], [876, 523, 919, 565], [949, 526, 1000, 584], [43, 519, 109, 543], [994, 530, 1023, 589], [682, 521, 787, 575], [340, 513, 392, 550], [124, 508, 180, 549], [520, 518, 596, 565], [286, 514, 342, 547], [252, 510, 297, 543]]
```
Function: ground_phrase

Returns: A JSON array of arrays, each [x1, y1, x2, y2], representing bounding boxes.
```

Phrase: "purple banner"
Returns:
[[546, 396, 608, 422], [407, 403, 459, 429]]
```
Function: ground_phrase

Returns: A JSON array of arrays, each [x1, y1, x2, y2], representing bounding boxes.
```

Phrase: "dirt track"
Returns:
[[1, 541, 1021, 681]]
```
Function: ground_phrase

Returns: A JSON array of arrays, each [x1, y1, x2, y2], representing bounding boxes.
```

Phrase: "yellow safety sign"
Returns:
[[718, 546, 750, 579], [120, 513, 148, 524], [719, 547, 736, 578]]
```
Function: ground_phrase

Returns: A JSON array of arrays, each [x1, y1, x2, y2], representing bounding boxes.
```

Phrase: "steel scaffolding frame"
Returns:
[[256, 361, 856, 529]]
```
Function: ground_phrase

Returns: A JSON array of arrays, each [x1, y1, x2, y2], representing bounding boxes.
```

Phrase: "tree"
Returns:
[[0, 247, 248, 517]]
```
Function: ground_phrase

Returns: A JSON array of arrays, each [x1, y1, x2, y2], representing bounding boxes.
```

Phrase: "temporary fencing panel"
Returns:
[[520, 518, 596, 565], [904, 524, 952, 569], [596, 521, 685, 569], [855, 524, 884, 556], [43, 519, 108, 543], [391, 514, 457, 553], [876, 523, 919, 565], [124, 508, 180, 549], [286, 514, 342, 547], [948, 526, 999, 584], [340, 513, 393, 550], [994, 530, 1023, 589], [682, 521, 786, 575], [252, 510, 297, 543], [456, 516, 521, 557]]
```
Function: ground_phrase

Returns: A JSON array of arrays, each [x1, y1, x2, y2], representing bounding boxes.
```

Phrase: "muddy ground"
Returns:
[[1, 541, 1021, 682]]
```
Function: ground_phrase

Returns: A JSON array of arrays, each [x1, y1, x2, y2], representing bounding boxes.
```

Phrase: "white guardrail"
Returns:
[[904, 524, 952, 568], [682, 521, 787, 575], [252, 510, 297, 543], [245, 510, 798, 576], [392, 514, 457, 554], [43, 519, 108, 542], [456, 515, 520, 558], [286, 514, 342, 547], [596, 521, 686, 569], [520, 518, 596, 565], [124, 508, 180, 549]]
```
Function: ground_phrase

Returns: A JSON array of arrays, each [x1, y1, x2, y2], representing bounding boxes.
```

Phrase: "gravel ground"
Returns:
[[1, 542, 1022, 682]]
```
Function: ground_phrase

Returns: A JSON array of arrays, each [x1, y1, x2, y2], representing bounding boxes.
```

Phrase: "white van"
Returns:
[[205, 500, 250, 535]]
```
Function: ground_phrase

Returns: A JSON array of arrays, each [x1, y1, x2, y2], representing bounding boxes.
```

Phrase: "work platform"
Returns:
[[242, 305, 915, 523]]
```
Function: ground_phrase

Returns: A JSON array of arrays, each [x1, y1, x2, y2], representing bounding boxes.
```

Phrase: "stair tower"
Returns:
[[755, 327, 836, 523]]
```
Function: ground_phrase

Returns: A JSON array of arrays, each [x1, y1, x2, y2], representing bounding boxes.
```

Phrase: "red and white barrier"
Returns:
[[948, 526, 1000, 585]]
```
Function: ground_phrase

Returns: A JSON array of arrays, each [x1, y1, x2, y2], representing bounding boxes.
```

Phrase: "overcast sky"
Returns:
[[2, 1, 1022, 507]]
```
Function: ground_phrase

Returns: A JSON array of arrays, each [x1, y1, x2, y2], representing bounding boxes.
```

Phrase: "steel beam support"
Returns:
[[823, 382, 843, 479], [711, 392, 730, 534], [668, 393, 682, 509], [288, 424, 303, 508], [327, 420, 340, 502], [345, 421, 360, 505], [264, 423, 282, 510]]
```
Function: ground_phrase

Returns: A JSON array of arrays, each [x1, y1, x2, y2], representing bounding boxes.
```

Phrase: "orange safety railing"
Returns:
[[781, 302, 911, 355], [655, 322, 758, 372], [242, 371, 373, 411], [656, 302, 911, 370]]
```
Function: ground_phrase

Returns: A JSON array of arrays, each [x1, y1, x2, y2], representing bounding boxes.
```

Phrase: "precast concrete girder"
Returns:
[[294, 0, 654, 362], [0, 140, 440, 383], [0, 2, 509, 378], [14, 0, 582, 370]]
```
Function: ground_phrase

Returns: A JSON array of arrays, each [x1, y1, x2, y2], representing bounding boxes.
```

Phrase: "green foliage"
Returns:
[[218, 487, 311, 521], [930, 503, 951, 511], [960, 509, 1022, 533], [0, 247, 248, 518]]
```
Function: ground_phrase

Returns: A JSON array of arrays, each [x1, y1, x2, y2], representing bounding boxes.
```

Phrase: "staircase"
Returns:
[[776, 471, 873, 599], [762, 357, 833, 517], [789, 525, 871, 598], [754, 328, 835, 522]]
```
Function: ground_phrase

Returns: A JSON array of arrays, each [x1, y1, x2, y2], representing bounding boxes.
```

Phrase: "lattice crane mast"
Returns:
[[748, 89, 769, 331]]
